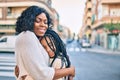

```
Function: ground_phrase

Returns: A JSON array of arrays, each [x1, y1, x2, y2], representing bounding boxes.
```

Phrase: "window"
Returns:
[[7, 7, 12, 16], [88, 8, 91, 11], [110, 9, 120, 17], [102, 6, 109, 16], [0, 38, 7, 43]]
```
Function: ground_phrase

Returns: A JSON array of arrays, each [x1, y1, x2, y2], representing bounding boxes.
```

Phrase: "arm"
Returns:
[[53, 66, 75, 79], [15, 31, 54, 80], [16, 31, 75, 80]]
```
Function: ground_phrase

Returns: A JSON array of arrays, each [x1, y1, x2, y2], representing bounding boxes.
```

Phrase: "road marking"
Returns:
[[0, 56, 15, 60], [0, 55, 16, 77], [81, 48, 87, 52], [0, 71, 15, 77], [69, 48, 74, 51], [68, 47, 81, 52], [0, 66, 14, 70], [0, 62, 15, 66], [75, 48, 80, 52]]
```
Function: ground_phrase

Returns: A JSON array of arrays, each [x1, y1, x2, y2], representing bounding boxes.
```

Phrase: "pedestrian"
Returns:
[[40, 29, 73, 80], [15, 29, 73, 80], [15, 6, 75, 80]]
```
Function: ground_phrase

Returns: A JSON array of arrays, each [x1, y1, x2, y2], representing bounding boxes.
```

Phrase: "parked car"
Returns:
[[81, 39, 91, 48], [0, 35, 17, 52]]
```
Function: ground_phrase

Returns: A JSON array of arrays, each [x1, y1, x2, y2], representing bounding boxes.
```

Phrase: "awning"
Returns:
[[91, 21, 104, 29]]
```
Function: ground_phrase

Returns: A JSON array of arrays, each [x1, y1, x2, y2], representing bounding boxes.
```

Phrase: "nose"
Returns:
[[39, 21, 47, 27]]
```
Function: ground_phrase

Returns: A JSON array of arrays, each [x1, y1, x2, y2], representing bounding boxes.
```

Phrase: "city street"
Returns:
[[0, 40, 120, 80], [67, 40, 120, 80], [0, 52, 15, 80], [0, 0, 120, 80]]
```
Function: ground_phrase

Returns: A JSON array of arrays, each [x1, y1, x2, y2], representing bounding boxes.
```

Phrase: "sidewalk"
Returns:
[[86, 45, 120, 54]]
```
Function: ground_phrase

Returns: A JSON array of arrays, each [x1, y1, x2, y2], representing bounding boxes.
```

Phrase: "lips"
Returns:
[[39, 29, 46, 33], [38, 28, 46, 33]]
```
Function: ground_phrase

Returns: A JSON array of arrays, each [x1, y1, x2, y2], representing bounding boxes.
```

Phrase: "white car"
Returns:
[[0, 35, 17, 52], [81, 39, 91, 48]]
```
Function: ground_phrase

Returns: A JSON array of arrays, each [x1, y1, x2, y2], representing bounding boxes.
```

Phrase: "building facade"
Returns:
[[0, 0, 54, 36], [81, 0, 120, 51], [80, 0, 92, 40]]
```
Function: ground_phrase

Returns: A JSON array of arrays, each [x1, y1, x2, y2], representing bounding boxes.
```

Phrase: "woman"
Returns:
[[15, 6, 75, 80], [40, 29, 73, 80], [15, 29, 73, 80]]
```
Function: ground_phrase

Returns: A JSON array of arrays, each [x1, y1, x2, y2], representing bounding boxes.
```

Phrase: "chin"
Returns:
[[39, 33, 45, 37]]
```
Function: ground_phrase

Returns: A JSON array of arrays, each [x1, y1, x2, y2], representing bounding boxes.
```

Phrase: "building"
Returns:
[[80, 0, 92, 40], [51, 8, 72, 40], [0, 0, 54, 36], [81, 0, 120, 50]]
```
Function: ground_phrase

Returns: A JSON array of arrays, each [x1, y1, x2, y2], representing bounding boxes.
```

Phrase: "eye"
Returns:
[[35, 18, 41, 23], [44, 21, 48, 24], [35, 17, 48, 25]]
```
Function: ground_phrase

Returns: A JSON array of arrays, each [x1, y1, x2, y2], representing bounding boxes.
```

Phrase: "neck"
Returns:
[[36, 35, 42, 40]]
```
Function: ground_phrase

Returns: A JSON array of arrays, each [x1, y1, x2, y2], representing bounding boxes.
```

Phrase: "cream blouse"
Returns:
[[15, 31, 55, 80]]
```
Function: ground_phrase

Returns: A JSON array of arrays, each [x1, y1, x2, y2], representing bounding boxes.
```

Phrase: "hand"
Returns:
[[70, 66, 75, 77], [14, 65, 19, 78], [68, 75, 74, 80]]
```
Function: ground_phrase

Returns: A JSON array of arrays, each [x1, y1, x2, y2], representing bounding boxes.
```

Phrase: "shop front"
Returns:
[[107, 30, 120, 51]]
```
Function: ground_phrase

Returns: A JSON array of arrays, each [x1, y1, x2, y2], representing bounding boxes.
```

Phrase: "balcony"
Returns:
[[0, 0, 46, 2], [7, 7, 26, 19], [86, 11, 92, 18], [101, 16, 120, 23], [0, 25, 15, 33], [86, 18, 92, 26], [0, 0, 53, 17], [86, 1, 92, 9], [101, 0, 120, 4], [0, 20, 16, 25], [91, 16, 120, 29]]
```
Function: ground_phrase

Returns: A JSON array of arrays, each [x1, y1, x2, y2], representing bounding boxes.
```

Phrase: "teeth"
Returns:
[[39, 29, 45, 33]]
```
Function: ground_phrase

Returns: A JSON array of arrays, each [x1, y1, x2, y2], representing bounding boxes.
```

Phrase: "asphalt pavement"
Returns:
[[66, 41, 120, 80], [0, 40, 120, 80], [86, 45, 120, 54]]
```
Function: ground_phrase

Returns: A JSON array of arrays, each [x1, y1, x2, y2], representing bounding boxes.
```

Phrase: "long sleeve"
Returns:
[[15, 31, 55, 80]]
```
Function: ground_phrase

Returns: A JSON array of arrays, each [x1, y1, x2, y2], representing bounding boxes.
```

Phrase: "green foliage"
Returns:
[[104, 23, 120, 31]]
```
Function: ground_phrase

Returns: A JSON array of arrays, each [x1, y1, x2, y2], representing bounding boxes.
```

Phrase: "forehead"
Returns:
[[36, 13, 47, 19]]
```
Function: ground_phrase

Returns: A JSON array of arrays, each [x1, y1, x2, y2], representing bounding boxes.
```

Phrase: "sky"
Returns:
[[52, 0, 86, 34]]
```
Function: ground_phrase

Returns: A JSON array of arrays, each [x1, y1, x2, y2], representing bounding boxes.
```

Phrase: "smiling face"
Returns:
[[34, 13, 48, 37]]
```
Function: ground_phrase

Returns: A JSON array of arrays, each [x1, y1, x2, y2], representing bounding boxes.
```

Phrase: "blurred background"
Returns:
[[0, 0, 120, 80]]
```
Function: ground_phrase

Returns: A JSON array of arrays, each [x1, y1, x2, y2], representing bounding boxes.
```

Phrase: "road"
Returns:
[[0, 52, 16, 80], [0, 40, 120, 80], [67, 40, 120, 80]]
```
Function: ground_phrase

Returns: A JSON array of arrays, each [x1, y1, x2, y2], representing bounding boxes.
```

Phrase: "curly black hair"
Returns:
[[16, 6, 53, 34]]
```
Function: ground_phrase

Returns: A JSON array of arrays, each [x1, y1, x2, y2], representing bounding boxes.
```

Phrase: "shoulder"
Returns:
[[17, 31, 36, 40], [16, 31, 38, 45]]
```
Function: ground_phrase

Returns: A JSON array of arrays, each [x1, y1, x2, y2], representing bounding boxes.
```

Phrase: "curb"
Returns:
[[86, 48, 120, 54]]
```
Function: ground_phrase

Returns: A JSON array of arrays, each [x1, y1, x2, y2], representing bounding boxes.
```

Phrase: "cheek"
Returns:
[[33, 24, 37, 32], [34, 23, 38, 29]]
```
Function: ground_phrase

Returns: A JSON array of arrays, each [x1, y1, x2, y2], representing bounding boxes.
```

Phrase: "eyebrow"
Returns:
[[36, 17, 47, 21]]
